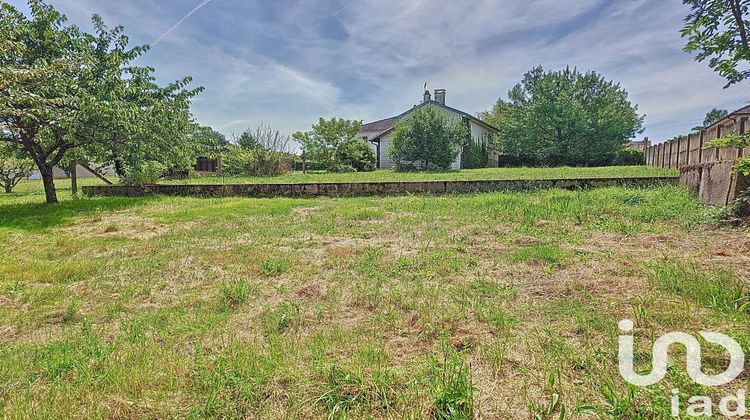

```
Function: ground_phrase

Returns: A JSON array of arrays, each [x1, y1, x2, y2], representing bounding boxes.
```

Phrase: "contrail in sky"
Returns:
[[152, 0, 214, 46]]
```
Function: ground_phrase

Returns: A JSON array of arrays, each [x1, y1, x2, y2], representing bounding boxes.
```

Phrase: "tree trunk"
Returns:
[[114, 157, 126, 178], [39, 165, 59, 204], [4, 184, 11, 194]]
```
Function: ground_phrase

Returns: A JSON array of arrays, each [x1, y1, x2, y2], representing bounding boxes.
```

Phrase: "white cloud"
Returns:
[[13, 0, 750, 143]]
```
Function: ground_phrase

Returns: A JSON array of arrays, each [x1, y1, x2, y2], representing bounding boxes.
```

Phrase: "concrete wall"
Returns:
[[680, 160, 750, 206], [83, 176, 677, 199]]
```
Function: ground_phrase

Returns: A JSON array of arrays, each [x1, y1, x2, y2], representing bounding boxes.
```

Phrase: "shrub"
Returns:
[[462, 139, 488, 169], [120, 161, 167, 185], [337, 139, 376, 172], [222, 145, 285, 177], [612, 147, 645, 166], [389, 106, 468, 171]]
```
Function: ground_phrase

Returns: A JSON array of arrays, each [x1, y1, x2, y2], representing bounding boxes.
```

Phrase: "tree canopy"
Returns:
[[0, 0, 202, 203], [482, 66, 644, 167], [388, 106, 468, 171], [293, 118, 374, 172], [682, 0, 750, 87], [693, 108, 730, 131]]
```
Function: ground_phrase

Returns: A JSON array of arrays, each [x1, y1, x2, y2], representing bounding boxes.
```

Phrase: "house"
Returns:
[[627, 137, 652, 150], [358, 89, 500, 169]]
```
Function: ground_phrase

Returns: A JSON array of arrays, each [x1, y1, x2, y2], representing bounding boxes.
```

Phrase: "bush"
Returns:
[[120, 161, 167, 185], [223, 145, 285, 177], [462, 139, 488, 169], [612, 147, 645, 166], [389, 106, 468, 171], [337, 139, 376, 172]]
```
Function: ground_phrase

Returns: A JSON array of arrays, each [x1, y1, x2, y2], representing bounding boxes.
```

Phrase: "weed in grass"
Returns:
[[104, 222, 119, 233], [261, 258, 289, 276], [429, 338, 474, 420], [510, 244, 569, 267], [220, 279, 252, 309], [646, 261, 750, 316], [264, 303, 301, 334], [479, 338, 509, 376], [62, 301, 79, 324], [529, 370, 565, 419]]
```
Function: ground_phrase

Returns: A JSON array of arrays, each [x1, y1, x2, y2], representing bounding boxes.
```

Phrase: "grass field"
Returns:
[[1, 172, 748, 418], [166, 166, 678, 185]]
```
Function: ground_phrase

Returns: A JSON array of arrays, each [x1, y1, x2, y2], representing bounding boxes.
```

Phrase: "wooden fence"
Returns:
[[644, 116, 750, 169]]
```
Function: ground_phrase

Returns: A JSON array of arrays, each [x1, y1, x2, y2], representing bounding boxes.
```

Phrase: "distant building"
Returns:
[[627, 137, 652, 150], [357, 89, 500, 169]]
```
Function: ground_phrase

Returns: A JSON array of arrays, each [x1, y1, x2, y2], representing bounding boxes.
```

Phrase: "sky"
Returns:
[[8, 0, 750, 145]]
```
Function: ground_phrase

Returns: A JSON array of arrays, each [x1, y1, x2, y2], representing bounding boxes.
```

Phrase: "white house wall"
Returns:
[[362, 103, 499, 169]]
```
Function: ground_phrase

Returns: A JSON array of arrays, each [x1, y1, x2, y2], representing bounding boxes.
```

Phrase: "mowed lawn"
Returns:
[[1, 174, 749, 418], [166, 166, 678, 185]]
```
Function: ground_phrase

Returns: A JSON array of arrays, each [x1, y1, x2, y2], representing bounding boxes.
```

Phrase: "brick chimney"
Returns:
[[434, 89, 446, 105], [423, 90, 431, 103]]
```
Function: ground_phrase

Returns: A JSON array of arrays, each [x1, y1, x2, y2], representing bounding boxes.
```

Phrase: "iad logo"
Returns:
[[618, 320, 746, 417], [618, 319, 744, 386]]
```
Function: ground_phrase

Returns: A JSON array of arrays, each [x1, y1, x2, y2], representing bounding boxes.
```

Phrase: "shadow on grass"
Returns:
[[0, 196, 158, 232]]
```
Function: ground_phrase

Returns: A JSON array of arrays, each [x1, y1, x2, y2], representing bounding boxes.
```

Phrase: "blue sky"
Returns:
[[9, 0, 750, 144]]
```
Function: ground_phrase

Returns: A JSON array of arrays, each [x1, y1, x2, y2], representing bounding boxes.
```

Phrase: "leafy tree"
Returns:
[[482, 66, 644, 167], [0, 1, 201, 203], [693, 108, 730, 131], [682, 0, 750, 87], [0, 144, 34, 193], [388, 106, 468, 171], [191, 126, 227, 159], [293, 118, 370, 172]]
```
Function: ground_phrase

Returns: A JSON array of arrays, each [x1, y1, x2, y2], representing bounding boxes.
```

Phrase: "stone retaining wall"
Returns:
[[83, 177, 678, 199], [679, 160, 749, 206]]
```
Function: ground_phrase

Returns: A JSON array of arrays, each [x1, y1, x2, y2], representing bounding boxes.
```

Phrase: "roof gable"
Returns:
[[363, 101, 499, 139]]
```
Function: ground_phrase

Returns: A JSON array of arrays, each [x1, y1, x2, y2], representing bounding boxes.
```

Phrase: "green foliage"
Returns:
[[647, 262, 750, 316], [681, 0, 750, 87], [706, 132, 750, 175], [612, 147, 645, 166], [0, 0, 202, 203], [462, 138, 488, 169], [388, 106, 468, 171], [429, 338, 474, 419], [222, 145, 284, 177], [191, 126, 226, 159], [220, 279, 252, 309], [482, 66, 644, 167], [120, 161, 167, 185], [336, 139, 376, 172], [264, 303, 300, 334], [293, 118, 372, 172], [693, 108, 729, 131], [0, 144, 34, 193]]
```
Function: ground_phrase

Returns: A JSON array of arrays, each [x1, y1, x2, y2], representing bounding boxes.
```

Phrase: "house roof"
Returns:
[[360, 117, 399, 132], [362, 100, 500, 140], [703, 104, 750, 131]]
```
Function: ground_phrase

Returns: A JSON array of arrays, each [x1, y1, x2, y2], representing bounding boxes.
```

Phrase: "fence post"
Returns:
[[70, 161, 78, 198]]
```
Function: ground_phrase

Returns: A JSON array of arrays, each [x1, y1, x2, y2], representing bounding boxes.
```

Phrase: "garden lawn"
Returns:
[[0, 178, 748, 418], [166, 166, 677, 185]]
